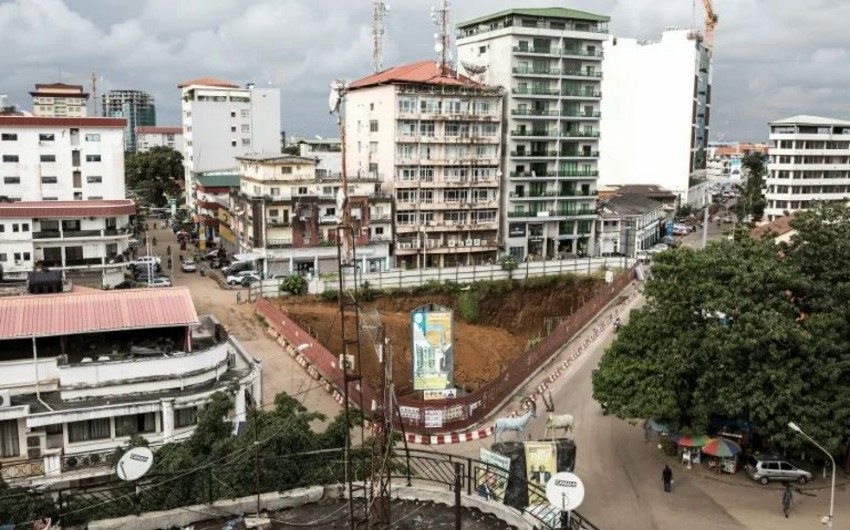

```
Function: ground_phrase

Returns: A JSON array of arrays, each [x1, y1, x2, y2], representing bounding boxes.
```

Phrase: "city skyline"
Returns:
[[1, 0, 848, 142]]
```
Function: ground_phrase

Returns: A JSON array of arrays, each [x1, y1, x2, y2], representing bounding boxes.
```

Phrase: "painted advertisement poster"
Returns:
[[411, 305, 454, 390], [476, 448, 511, 502], [525, 442, 557, 505]]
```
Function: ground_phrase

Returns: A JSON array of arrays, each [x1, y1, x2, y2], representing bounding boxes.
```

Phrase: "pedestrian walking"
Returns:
[[662, 465, 672, 493], [782, 484, 792, 518]]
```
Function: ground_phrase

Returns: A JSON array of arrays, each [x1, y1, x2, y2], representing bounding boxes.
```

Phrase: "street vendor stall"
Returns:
[[701, 437, 742, 474], [671, 434, 710, 468]]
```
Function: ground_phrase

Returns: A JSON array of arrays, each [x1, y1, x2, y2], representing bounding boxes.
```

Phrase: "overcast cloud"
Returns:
[[1, 0, 848, 141]]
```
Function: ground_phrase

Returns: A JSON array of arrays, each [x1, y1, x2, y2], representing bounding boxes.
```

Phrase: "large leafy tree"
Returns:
[[731, 151, 768, 223], [593, 204, 850, 464], [125, 146, 183, 207]]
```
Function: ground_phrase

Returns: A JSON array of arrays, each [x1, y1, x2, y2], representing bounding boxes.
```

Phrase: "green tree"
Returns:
[[280, 274, 308, 295], [125, 146, 183, 207], [593, 207, 850, 461], [731, 151, 768, 223]]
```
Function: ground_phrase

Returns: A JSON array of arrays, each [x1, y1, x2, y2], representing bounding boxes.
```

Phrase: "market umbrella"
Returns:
[[647, 418, 670, 433], [670, 433, 711, 447], [701, 437, 742, 458]]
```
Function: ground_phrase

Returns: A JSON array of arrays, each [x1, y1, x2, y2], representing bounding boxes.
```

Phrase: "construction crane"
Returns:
[[702, 0, 718, 52]]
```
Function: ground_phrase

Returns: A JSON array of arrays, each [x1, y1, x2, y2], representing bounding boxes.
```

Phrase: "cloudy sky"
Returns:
[[1, 0, 848, 141]]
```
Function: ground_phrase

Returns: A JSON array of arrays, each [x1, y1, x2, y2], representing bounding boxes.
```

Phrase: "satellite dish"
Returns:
[[435, 43, 444, 53], [116, 447, 154, 481], [545, 472, 585, 512]]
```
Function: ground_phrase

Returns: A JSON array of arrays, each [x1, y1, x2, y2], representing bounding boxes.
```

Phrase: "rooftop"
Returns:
[[602, 194, 667, 216], [349, 61, 482, 89], [457, 7, 610, 29], [0, 287, 199, 340], [196, 173, 241, 188], [0, 199, 135, 219], [750, 214, 797, 240], [770, 115, 850, 127], [33, 82, 84, 90], [177, 77, 240, 89], [137, 126, 182, 135], [237, 154, 318, 164], [0, 116, 126, 128]]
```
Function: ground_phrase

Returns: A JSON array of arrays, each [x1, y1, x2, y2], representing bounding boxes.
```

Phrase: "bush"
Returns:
[[320, 289, 339, 302], [280, 275, 308, 295], [359, 281, 377, 302], [456, 290, 480, 322]]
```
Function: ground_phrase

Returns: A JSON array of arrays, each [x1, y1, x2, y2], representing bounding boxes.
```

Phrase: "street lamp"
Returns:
[[788, 421, 835, 529]]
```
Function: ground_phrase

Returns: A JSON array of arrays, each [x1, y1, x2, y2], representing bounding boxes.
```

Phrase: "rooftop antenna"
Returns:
[[372, 1, 390, 73], [90, 72, 98, 116], [431, 0, 452, 76]]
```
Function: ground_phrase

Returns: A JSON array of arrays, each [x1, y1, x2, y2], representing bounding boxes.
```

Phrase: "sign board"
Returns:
[[476, 448, 511, 502], [424, 409, 445, 429], [605, 270, 614, 284], [545, 472, 585, 512], [508, 223, 526, 238], [423, 389, 457, 400], [116, 447, 154, 481], [399, 406, 420, 420], [411, 305, 455, 390], [525, 442, 557, 505], [445, 404, 464, 421]]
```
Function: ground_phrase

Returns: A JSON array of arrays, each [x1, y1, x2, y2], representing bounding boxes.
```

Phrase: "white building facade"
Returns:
[[345, 62, 504, 269], [457, 8, 608, 260], [179, 78, 281, 209], [765, 115, 850, 221], [598, 29, 712, 206], [30, 83, 89, 118], [137, 126, 184, 153]]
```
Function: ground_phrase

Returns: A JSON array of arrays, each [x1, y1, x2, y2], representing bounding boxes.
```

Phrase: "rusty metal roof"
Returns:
[[0, 116, 126, 128], [349, 60, 481, 89], [0, 287, 199, 340], [0, 199, 135, 219]]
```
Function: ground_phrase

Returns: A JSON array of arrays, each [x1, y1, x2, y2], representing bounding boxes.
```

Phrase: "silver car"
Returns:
[[745, 455, 812, 485]]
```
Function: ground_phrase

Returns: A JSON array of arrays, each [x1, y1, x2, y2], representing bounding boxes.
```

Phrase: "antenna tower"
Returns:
[[372, 1, 390, 73], [431, 0, 452, 75], [90, 72, 99, 116]]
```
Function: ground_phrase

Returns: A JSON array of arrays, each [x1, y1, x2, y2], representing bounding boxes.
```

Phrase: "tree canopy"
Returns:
[[125, 146, 183, 207], [731, 151, 767, 223], [592, 204, 850, 460]]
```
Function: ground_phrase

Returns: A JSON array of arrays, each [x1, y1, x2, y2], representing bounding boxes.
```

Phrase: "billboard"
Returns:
[[729, 158, 743, 181], [411, 305, 455, 390], [525, 442, 557, 505], [476, 448, 511, 502]]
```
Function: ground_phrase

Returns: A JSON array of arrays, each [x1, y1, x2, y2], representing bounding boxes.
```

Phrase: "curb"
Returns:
[[406, 427, 495, 445]]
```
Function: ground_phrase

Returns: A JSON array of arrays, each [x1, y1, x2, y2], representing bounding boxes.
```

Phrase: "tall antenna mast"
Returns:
[[372, 1, 390, 73], [431, 0, 452, 76], [90, 72, 98, 116]]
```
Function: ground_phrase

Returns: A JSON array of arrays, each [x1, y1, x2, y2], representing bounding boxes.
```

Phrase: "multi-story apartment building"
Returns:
[[298, 138, 342, 177], [179, 78, 281, 209], [0, 116, 132, 287], [457, 8, 607, 260], [101, 89, 156, 153], [345, 61, 503, 269], [232, 154, 392, 275], [29, 83, 89, 118], [137, 126, 184, 153], [765, 115, 850, 221], [706, 142, 770, 181], [596, 193, 667, 257], [599, 29, 712, 206], [0, 287, 261, 488]]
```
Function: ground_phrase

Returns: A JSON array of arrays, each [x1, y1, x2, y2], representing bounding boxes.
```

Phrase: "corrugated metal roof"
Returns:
[[0, 117, 126, 128], [177, 77, 239, 89], [0, 199, 135, 219], [0, 287, 199, 340], [136, 126, 183, 134], [349, 61, 481, 89], [196, 173, 241, 188], [458, 7, 610, 29], [770, 115, 850, 127]]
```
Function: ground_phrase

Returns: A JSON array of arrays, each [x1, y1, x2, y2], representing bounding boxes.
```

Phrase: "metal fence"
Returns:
[[256, 267, 635, 434]]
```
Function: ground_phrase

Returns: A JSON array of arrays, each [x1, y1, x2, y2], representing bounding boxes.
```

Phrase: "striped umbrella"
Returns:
[[670, 433, 711, 447], [701, 437, 742, 458]]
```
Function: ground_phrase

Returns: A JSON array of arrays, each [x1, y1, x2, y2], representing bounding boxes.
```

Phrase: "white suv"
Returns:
[[226, 270, 260, 285]]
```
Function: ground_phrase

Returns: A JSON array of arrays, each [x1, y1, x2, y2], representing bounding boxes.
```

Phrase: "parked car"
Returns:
[[223, 261, 254, 276], [131, 256, 161, 270], [745, 455, 812, 485], [115, 280, 137, 289], [181, 260, 197, 273], [143, 276, 173, 288], [240, 275, 261, 287], [226, 270, 260, 286]]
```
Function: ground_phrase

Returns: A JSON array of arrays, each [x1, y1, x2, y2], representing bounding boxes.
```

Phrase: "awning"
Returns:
[[234, 252, 263, 262], [27, 402, 161, 428]]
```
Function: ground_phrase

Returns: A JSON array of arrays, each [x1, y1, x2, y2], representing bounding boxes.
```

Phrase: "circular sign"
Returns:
[[116, 447, 154, 481], [545, 472, 585, 512]]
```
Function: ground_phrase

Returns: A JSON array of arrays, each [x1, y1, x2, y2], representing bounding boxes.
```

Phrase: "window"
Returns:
[[40, 154, 56, 162], [86, 175, 103, 183], [231, 126, 237, 132], [398, 98, 416, 114], [0, 225, 3, 232], [269, 209, 279, 217], [369, 141, 378, 154], [419, 122, 435, 137], [3, 176, 20, 184], [175, 407, 198, 428], [0, 253, 6, 262], [241, 124, 250, 133], [12, 223, 19, 232], [68, 418, 111, 442], [39, 133, 55, 141], [479, 45, 487, 53], [43, 197, 58, 201], [241, 138, 251, 147], [41, 176, 57, 184], [0, 419, 19, 458], [84, 133, 100, 142], [297, 187, 308, 195], [281, 166, 292, 174], [241, 109, 250, 118], [73, 191, 82, 200], [2, 155, 19, 163], [1, 133, 17, 141], [231, 140, 237, 147], [115, 413, 156, 436], [370, 120, 379, 133], [85, 154, 101, 162], [231, 111, 236, 118], [270, 187, 280, 196], [21, 223, 29, 232], [370, 103, 375, 111]]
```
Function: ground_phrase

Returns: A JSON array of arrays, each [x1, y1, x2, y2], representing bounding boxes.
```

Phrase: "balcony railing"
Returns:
[[511, 109, 560, 117], [65, 257, 105, 266], [562, 48, 604, 58], [510, 151, 559, 157], [507, 207, 596, 218], [33, 230, 61, 239], [562, 70, 603, 78], [266, 239, 293, 248], [512, 46, 604, 58], [62, 229, 103, 238], [510, 170, 599, 178], [512, 87, 561, 96], [562, 90, 602, 98], [512, 67, 562, 76], [560, 151, 600, 158], [561, 111, 601, 118]]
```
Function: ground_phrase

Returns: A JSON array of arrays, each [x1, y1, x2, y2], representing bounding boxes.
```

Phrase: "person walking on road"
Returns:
[[782, 484, 793, 518], [662, 465, 673, 493]]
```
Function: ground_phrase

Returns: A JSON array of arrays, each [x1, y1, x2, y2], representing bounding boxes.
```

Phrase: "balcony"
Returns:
[[510, 170, 599, 179], [512, 46, 561, 56], [512, 67, 562, 77], [560, 151, 600, 158], [510, 151, 559, 158], [561, 111, 601, 119], [562, 90, 602, 99], [511, 109, 560, 117], [507, 207, 596, 218], [562, 48, 604, 58], [266, 239, 293, 248], [561, 70, 603, 78], [512, 87, 561, 97], [560, 130, 600, 138], [65, 257, 106, 266]]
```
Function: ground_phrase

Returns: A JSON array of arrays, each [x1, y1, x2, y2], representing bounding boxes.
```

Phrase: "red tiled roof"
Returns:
[[0, 287, 199, 340], [750, 214, 797, 239], [177, 77, 239, 89], [0, 117, 126, 128], [136, 126, 182, 135], [348, 61, 481, 89], [0, 200, 135, 219]]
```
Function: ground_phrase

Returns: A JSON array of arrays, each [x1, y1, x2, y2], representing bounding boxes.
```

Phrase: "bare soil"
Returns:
[[272, 276, 599, 395]]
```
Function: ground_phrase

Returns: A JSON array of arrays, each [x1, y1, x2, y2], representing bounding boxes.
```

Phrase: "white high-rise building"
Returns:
[[598, 29, 712, 207], [765, 115, 850, 221], [178, 77, 281, 209], [457, 7, 608, 260], [137, 126, 184, 153]]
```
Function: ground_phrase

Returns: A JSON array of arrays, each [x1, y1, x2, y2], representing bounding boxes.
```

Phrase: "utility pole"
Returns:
[[702, 186, 710, 249]]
